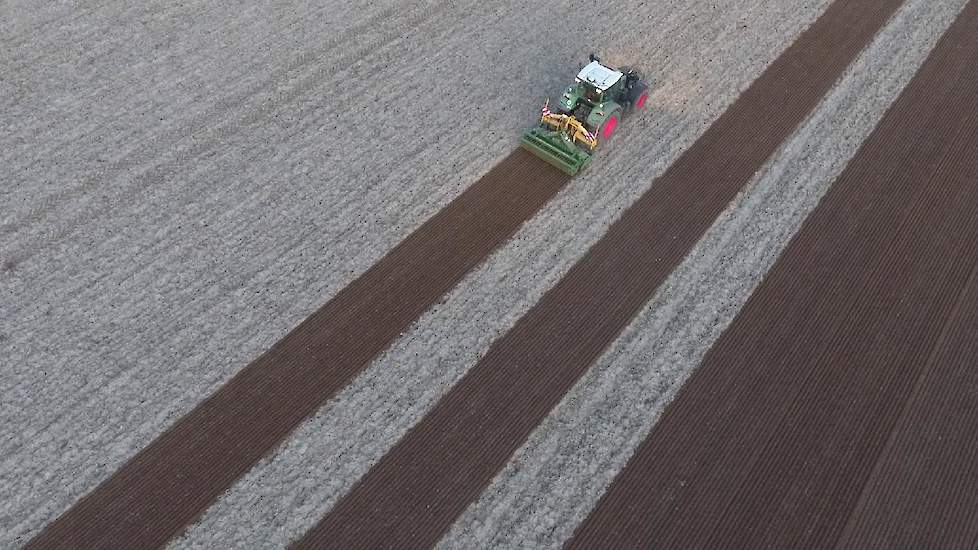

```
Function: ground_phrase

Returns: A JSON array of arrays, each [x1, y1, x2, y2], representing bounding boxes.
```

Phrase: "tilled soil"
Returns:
[[6, 0, 977, 547], [3, 0, 835, 544], [569, 2, 978, 546], [440, 0, 968, 545], [288, 0, 910, 546]]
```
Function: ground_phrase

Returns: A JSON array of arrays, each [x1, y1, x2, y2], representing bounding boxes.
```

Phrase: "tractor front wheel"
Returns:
[[600, 113, 619, 141]]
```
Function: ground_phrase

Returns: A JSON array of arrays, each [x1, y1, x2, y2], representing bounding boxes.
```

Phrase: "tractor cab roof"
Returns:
[[576, 61, 623, 91]]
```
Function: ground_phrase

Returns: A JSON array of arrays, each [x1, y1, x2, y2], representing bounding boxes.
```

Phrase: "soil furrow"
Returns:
[[24, 149, 566, 549], [164, 1, 840, 546], [293, 0, 907, 547], [9, 1, 780, 543], [568, 2, 978, 547], [437, 0, 965, 546], [834, 257, 978, 547], [1, 0, 453, 253]]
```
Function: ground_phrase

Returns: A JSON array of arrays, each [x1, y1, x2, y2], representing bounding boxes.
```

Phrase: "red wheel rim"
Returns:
[[602, 115, 618, 139], [636, 92, 648, 109]]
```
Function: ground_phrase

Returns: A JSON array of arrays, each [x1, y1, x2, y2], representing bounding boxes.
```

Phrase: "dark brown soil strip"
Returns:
[[835, 266, 978, 548], [26, 149, 568, 550], [569, 2, 978, 548], [293, 1, 907, 548]]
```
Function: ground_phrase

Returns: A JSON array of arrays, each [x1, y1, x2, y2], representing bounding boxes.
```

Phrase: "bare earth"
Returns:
[[0, 0, 967, 547]]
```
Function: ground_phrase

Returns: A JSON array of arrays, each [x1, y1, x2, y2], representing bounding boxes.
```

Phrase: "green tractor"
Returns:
[[521, 54, 650, 175]]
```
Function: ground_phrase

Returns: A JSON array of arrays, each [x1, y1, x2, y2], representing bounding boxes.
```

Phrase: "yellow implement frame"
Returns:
[[540, 100, 597, 150]]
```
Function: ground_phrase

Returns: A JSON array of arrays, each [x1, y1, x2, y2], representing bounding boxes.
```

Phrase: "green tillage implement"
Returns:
[[519, 55, 650, 176], [521, 126, 593, 176]]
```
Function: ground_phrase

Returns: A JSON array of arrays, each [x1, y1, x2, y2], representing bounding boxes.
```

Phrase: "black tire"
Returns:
[[627, 80, 649, 112]]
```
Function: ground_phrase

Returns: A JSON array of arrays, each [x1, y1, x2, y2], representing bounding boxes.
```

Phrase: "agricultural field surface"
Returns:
[[3, 0, 978, 547]]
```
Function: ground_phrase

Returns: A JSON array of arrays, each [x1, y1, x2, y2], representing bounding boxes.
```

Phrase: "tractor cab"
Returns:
[[558, 60, 627, 113], [575, 61, 624, 105], [521, 54, 650, 175]]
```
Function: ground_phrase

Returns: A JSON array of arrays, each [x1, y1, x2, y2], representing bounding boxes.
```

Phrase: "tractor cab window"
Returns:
[[583, 84, 602, 103]]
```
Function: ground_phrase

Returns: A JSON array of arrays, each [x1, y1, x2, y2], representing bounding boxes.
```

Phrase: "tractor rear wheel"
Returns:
[[635, 90, 649, 109], [628, 80, 649, 111]]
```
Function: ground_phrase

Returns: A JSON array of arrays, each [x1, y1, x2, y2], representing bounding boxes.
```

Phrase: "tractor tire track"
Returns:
[[165, 0, 837, 547], [8, 0, 706, 543], [293, 0, 908, 547], [1, 0, 453, 248], [438, 0, 967, 545], [569, 2, 978, 546], [2, 7, 456, 321], [24, 149, 568, 550], [2, 0, 473, 468]]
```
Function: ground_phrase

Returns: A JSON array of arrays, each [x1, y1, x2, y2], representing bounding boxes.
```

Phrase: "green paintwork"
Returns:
[[521, 57, 649, 176], [557, 85, 581, 112], [585, 100, 622, 131], [520, 127, 593, 176]]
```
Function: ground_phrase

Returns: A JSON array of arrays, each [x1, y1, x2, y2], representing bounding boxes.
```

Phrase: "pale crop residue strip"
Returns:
[[436, 0, 967, 546], [292, 0, 908, 548], [25, 149, 568, 550], [569, 2, 978, 547], [1, 0, 452, 255], [162, 1, 842, 547]]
